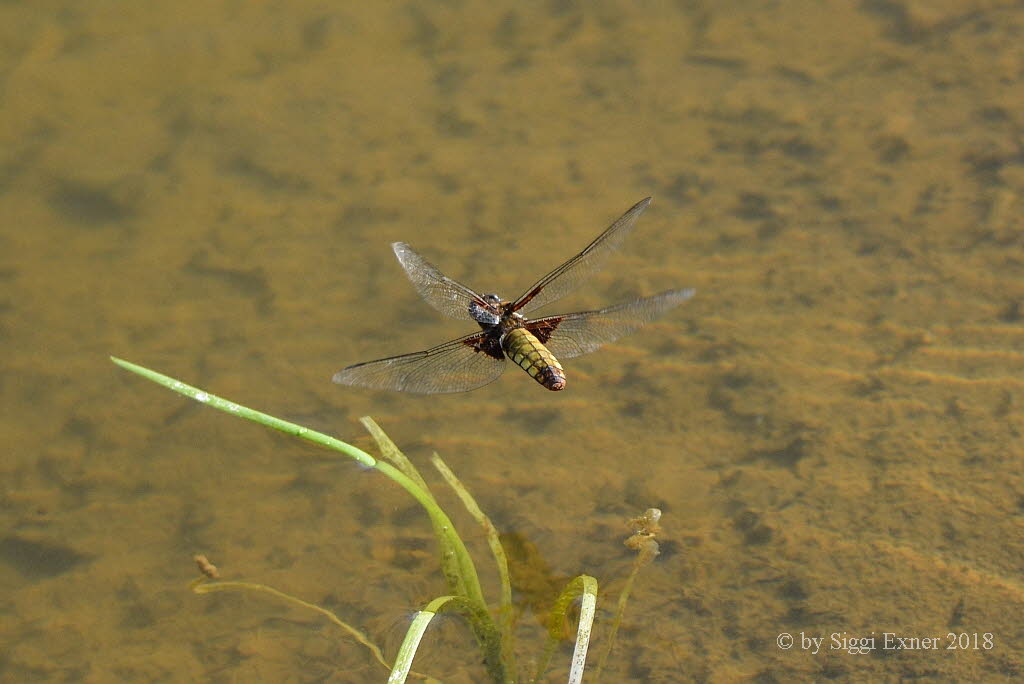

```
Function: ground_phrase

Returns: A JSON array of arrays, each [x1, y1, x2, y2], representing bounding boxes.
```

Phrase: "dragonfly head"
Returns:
[[469, 294, 502, 327]]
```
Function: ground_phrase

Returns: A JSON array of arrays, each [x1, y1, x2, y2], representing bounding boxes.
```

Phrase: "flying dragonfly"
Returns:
[[332, 197, 694, 394]]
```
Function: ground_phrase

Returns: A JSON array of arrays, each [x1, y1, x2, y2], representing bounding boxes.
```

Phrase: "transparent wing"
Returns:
[[529, 288, 695, 359], [332, 332, 506, 394], [513, 197, 652, 314], [392, 242, 484, 320]]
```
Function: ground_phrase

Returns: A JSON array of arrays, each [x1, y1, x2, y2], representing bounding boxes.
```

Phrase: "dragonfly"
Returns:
[[332, 197, 694, 394]]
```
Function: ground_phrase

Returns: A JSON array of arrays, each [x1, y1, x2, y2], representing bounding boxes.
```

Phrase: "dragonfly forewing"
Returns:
[[392, 242, 485, 320], [513, 197, 652, 314]]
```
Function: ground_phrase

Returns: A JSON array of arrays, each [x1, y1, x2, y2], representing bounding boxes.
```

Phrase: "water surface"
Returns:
[[1, 2, 1022, 681]]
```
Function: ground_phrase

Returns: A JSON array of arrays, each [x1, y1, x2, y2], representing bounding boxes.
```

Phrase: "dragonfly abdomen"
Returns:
[[502, 327, 566, 391]]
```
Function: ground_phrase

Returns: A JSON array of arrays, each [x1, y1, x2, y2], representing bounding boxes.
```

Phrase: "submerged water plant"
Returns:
[[112, 357, 661, 682]]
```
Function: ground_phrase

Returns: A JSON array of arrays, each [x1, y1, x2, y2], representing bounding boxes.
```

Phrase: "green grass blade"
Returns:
[[430, 453, 515, 661], [389, 596, 465, 684], [567, 577, 598, 684], [390, 596, 508, 684], [190, 577, 391, 673], [358, 418, 487, 613], [388, 609, 435, 684], [110, 356, 376, 467], [112, 358, 484, 602], [361, 416, 431, 491], [532, 574, 599, 684]]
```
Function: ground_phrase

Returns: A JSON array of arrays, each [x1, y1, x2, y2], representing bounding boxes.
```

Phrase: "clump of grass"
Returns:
[[112, 357, 662, 683]]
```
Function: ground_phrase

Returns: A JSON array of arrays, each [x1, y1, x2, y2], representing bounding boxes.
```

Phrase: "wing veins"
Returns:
[[392, 242, 485, 320], [531, 288, 695, 359], [512, 197, 652, 314], [332, 332, 505, 394]]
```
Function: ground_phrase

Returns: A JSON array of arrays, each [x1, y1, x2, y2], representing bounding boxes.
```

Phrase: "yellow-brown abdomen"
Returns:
[[502, 327, 566, 391]]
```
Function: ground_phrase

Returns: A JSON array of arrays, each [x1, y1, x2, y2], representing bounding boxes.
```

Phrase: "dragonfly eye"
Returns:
[[483, 293, 501, 305]]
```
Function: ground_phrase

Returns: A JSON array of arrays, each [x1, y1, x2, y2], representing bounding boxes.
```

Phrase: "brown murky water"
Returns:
[[1, 2, 1022, 682]]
